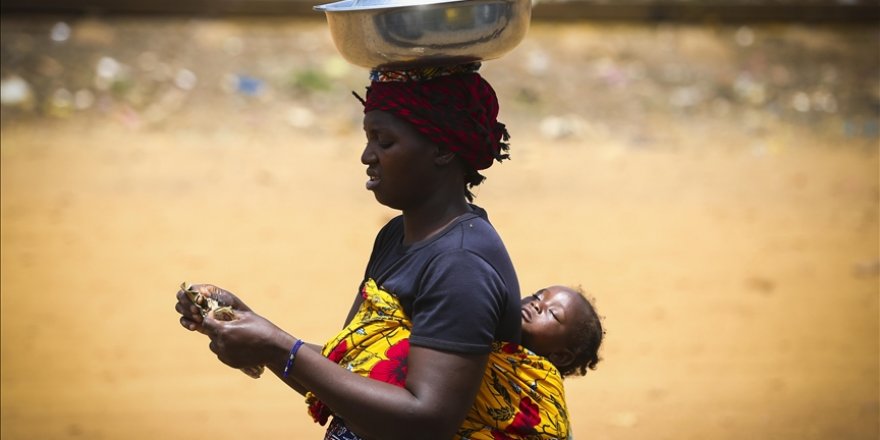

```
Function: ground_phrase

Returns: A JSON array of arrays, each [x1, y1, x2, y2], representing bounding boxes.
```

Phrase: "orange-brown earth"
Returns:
[[1, 18, 878, 440]]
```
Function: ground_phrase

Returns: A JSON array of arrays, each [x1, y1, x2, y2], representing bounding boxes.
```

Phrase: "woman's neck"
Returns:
[[400, 197, 472, 246]]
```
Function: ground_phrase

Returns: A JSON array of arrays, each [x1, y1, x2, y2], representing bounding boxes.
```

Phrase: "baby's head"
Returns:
[[520, 286, 604, 377]]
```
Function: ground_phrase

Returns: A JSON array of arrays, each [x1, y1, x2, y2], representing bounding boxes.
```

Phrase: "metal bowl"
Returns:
[[314, 0, 531, 70]]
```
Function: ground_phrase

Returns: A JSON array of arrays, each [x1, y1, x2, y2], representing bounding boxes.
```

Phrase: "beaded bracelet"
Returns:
[[282, 339, 305, 378]]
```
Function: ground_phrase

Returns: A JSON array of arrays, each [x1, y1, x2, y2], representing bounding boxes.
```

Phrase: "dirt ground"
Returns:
[[1, 17, 878, 440]]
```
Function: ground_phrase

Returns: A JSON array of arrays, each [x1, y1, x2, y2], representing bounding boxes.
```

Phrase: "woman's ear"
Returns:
[[434, 148, 457, 166], [548, 349, 574, 369]]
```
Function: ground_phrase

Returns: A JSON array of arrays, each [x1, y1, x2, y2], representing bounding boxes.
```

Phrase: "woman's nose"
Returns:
[[361, 143, 377, 165]]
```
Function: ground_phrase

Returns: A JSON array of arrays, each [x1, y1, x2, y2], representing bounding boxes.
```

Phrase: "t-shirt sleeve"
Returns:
[[408, 249, 509, 354]]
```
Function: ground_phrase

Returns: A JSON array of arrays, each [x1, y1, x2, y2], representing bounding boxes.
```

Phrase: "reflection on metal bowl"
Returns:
[[314, 0, 531, 70]]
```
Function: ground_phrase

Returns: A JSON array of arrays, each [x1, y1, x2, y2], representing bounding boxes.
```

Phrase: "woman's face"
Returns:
[[361, 110, 441, 210], [520, 286, 585, 357]]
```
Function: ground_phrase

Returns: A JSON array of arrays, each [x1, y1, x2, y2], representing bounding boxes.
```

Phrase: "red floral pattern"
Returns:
[[308, 399, 331, 426], [327, 340, 348, 363], [492, 430, 514, 440], [505, 397, 540, 435], [501, 342, 519, 354], [368, 339, 410, 387]]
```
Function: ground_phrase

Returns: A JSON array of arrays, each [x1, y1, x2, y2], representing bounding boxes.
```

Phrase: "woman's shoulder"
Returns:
[[453, 210, 509, 258]]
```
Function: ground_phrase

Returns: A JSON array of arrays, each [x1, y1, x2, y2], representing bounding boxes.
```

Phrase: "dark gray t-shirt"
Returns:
[[355, 206, 521, 354]]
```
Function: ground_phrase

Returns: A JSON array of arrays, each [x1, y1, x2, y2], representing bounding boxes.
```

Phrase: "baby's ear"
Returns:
[[548, 349, 574, 369]]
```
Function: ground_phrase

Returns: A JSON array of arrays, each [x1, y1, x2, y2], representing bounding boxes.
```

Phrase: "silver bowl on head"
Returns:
[[314, 0, 531, 70]]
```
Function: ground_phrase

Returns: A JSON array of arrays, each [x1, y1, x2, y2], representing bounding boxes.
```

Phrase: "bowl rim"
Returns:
[[314, 0, 470, 12]]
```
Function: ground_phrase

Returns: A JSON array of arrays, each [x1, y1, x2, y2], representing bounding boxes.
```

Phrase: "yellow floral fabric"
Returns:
[[306, 279, 570, 440]]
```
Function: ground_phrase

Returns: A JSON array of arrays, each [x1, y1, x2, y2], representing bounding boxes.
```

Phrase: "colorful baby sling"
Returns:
[[305, 279, 571, 440]]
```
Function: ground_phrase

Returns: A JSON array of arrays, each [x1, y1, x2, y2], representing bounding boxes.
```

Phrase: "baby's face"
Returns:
[[520, 286, 585, 357]]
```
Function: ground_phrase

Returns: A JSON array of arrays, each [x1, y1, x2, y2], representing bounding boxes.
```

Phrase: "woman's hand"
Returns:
[[174, 283, 313, 390], [201, 309, 288, 369], [174, 283, 252, 332]]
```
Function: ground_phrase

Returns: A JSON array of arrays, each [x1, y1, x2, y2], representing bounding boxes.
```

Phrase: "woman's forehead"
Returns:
[[363, 110, 409, 132], [364, 109, 398, 126]]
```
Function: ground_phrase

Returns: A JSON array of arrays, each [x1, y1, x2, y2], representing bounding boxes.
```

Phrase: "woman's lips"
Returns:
[[521, 307, 531, 323], [366, 174, 380, 190]]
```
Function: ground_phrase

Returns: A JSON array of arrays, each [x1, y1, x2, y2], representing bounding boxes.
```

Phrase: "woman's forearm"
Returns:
[[268, 342, 325, 396], [263, 332, 485, 440]]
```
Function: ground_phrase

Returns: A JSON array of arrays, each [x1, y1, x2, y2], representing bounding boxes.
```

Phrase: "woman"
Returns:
[[175, 64, 520, 440]]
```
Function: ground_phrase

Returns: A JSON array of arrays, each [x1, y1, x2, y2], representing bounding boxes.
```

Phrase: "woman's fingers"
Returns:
[[175, 300, 201, 319], [175, 290, 203, 323], [175, 285, 207, 333], [196, 284, 253, 313], [204, 320, 236, 366], [199, 313, 221, 337], [180, 316, 199, 331]]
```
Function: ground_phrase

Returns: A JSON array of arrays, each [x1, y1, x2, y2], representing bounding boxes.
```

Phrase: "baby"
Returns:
[[457, 285, 604, 439], [519, 285, 604, 378]]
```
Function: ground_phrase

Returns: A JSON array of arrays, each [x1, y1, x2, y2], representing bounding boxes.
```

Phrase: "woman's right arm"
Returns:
[[178, 285, 488, 439], [197, 306, 488, 440]]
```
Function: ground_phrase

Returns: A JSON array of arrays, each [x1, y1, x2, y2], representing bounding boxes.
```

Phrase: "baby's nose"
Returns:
[[531, 301, 542, 314]]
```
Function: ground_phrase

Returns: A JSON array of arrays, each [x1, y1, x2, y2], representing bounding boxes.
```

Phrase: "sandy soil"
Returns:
[[1, 18, 878, 440]]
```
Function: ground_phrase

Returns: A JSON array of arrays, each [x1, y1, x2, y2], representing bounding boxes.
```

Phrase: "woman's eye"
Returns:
[[364, 130, 392, 148]]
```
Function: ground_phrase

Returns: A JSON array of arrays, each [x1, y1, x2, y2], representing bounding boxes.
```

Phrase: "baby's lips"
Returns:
[[521, 307, 532, 323]]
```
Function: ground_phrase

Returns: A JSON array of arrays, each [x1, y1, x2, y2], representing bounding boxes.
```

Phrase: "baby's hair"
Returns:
[[559, 287, 604, 378]]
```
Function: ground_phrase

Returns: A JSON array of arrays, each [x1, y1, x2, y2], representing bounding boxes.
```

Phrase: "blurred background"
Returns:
[[1, 1, 878, 439]]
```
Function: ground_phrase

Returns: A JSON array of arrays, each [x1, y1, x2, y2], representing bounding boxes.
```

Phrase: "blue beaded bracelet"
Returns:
[[283, 339, 305, 378]]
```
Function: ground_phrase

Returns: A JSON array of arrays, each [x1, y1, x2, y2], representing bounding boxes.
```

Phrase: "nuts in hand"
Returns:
[[181, 282, 265, 379]]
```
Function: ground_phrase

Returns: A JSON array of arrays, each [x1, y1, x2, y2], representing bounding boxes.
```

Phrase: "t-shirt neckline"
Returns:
[[396, 207, 484, 254]]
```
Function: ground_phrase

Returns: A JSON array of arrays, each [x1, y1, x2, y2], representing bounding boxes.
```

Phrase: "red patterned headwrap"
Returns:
[[358, 63, 510, 171]]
